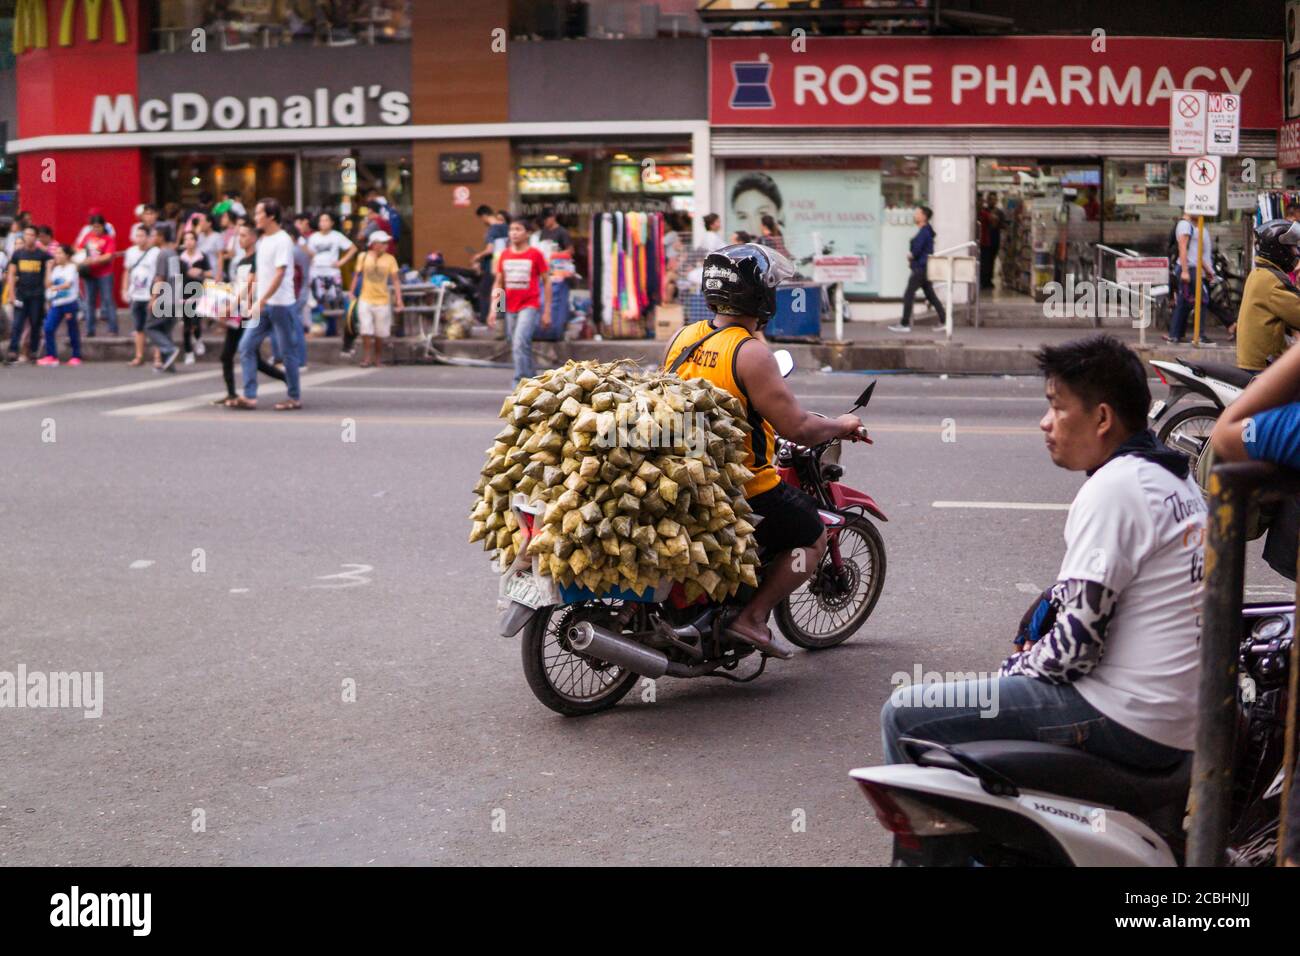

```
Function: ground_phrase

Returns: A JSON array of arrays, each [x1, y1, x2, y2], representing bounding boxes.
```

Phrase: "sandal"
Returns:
[[127, 357, 144, 367], [274, 399, 302, 411], [359, 360, 372, 368], [227, 397, 257, 410], [211, 396, 236, 406], [723, 618, 794, 660]]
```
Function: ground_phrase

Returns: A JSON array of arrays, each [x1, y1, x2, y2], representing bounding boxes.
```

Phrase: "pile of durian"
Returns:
[[469, 360, 761, 602]]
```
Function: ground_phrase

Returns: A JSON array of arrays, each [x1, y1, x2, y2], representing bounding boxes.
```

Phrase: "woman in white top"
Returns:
[[121, 227, 160, 367], [306, 212, 357, 331]]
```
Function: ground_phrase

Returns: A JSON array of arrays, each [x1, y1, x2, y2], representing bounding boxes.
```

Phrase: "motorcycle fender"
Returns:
[[850, 765, 1175, 867], [829, 482, 887, 522], [498, 601, 539, 638]]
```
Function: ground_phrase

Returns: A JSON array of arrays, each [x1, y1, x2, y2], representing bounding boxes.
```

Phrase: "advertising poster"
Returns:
[[725, 160, 883, 295]]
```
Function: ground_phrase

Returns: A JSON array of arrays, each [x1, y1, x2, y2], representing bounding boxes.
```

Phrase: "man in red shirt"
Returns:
[[76, 215, 118, 335], [489, 216, 551, 383]]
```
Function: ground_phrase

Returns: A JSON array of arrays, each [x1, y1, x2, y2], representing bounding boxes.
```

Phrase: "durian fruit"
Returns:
[[468, 360, 761, 601]]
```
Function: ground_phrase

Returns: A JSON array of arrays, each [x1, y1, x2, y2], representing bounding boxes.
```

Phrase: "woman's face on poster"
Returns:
[[731, 188, 780, 236]]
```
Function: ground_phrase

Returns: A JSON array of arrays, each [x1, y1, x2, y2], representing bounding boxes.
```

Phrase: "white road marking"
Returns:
[[309, 383, 1044, 403], [306, 563, 373, 589], [933, 500, 1070, 511], [129, 560, 155, 569], [230, 588, 250, 594], [0, 370, 224, 414], [1015, 582, 1042, 593], [103, 367, 373, 417]]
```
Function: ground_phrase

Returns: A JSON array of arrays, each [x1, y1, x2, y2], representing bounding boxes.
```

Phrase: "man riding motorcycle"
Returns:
[[1236, 219, 1300, 373], [881, 336, 1205, 771], [662, 243, 864, 659]]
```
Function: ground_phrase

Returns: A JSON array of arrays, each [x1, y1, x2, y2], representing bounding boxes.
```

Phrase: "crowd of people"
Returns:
[[0, 189, 409, 408]]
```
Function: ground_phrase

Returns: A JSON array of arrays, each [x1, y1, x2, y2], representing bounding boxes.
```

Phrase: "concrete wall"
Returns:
[[508, 38, 707, 122]]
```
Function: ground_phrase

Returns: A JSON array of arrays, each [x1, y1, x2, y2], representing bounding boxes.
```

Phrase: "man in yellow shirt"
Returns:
[[664, 244, 865, 658], [1236, 220, 1300, 372], [356, 230, 403, 369]]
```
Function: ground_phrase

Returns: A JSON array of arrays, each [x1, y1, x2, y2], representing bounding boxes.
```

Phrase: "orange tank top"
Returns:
[[663, 320, 780, 498]]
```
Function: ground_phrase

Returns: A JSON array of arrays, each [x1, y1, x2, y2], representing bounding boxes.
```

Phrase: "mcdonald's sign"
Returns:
[[13, 0, 130, 54]]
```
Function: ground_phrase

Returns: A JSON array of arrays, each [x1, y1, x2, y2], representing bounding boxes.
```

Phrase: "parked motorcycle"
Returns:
[[1147, 358, 1255, 478], [496, 353, 888, 716], [851, 603, 1291, 866]]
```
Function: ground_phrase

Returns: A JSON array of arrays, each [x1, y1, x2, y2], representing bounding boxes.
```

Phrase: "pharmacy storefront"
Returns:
[[708, 35, 1281, 302]]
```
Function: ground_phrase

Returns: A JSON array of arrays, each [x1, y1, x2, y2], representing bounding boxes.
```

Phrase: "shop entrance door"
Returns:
[[153, 152, 297, 217], [976, 157, 1102, 301]]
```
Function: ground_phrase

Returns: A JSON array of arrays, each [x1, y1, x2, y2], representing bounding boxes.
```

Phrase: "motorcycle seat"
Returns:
[[1180, 361, 1256, 390], [915, 740, 1191, 816]]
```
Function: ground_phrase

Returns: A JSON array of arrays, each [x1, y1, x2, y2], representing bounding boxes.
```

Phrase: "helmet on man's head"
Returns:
[[1255, 219, 1300, 273], [701, 242, 795, 328]]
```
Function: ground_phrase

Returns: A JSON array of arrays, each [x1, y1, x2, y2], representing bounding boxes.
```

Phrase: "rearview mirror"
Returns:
[[853, 381, 876, 410], [774, 349, 795, 379]]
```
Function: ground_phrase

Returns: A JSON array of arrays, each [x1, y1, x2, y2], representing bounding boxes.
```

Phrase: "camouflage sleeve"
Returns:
[[999, 578, 1118, 684]]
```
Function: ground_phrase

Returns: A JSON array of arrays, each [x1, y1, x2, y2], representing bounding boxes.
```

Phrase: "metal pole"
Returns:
[[1186, 466, 1248, 867], [1192, 215, 1205, 346], [1279, 540, 1300, 866], [835, 281, 844, 342], [1139, 285, 1147, 349], [944, 257, 953, 342]]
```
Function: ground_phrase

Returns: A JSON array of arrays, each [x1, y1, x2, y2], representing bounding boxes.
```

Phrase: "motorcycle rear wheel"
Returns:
[[1156, 405, 1220, 488], [774, 516, 886, 649], [521, 601, 641, 717]]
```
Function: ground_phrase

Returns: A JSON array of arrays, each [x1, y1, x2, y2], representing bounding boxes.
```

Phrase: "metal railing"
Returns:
[[1187, 461, 1300, 866], [927, 240, 980, 341], [1093, 243, 1170, 345]]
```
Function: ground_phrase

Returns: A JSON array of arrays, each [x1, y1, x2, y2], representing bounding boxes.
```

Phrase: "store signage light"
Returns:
[[90, 87, 412, 134]]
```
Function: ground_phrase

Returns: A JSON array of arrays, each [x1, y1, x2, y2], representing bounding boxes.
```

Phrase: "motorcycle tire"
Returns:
[[521, 603, 640, 717], [1155, 404, 1221, 488], [774, 516, 886, 650]]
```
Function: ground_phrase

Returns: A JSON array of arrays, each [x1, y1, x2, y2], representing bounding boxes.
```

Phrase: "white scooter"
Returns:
[[1147, 358, 1256, 477], [851, 604, 1292, 866]]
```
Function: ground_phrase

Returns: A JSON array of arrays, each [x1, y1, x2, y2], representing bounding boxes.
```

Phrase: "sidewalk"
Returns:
[[60, 318, 1234, 377]]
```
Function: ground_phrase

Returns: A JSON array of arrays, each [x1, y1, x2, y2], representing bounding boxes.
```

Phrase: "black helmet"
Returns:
[[1255, 219, 1300, 272], [701, 242, 794, 327]]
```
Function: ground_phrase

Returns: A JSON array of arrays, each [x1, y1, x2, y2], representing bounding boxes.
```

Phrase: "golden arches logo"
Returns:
[[13, 0, 129, 54]]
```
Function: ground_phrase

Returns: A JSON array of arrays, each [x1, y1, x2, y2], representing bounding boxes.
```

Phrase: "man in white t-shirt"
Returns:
[[230, 199, 302, 410], [883, 336, 1204, 770]]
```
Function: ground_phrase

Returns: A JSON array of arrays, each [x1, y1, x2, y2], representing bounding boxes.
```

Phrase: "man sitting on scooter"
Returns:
[[663, 243, 865, 660], [882, 335, 1204, 770]]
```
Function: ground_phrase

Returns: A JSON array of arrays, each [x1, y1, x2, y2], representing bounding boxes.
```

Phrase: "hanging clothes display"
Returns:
[[586, 211, 667, 338], [1256, 191, 1300, 224]]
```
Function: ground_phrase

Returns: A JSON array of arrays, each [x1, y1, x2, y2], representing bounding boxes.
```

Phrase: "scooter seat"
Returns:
[[1180, 361, 1256, 390], [915, 740, 1191, 816]]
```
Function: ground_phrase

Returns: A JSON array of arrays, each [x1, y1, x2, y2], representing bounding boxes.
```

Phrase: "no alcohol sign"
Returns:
[[1184, 155, 1221, 216]]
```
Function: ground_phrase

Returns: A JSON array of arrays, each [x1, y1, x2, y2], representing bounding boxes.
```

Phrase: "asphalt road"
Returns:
[[0, 357, 1286, 866]]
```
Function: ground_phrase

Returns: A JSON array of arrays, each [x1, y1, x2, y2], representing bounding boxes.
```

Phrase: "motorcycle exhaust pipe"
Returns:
[[1168, 433, 1207, 458], [568, 621, 669, 679]]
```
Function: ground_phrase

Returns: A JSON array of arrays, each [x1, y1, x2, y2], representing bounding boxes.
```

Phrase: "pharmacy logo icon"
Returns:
[[730, 55, 775, 110]]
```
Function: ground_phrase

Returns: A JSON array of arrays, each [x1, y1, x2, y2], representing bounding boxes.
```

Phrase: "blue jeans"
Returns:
[[505, 307, 540, 382], [240, 305, 300, 400], [85, 274, 118, 335], [880, 675, 1186, 770], [43, 302, 81, 358]]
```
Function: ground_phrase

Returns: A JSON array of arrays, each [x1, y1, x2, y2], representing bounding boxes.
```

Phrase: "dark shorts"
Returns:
[[131, 300, 150, 333], [748, 480, 824, 555]]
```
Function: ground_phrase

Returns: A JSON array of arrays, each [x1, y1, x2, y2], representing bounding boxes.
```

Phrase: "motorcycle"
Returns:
[[496, 352, 889, 716], [851, 603, 1292, 866], [1147, 358, 1256, 479]]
